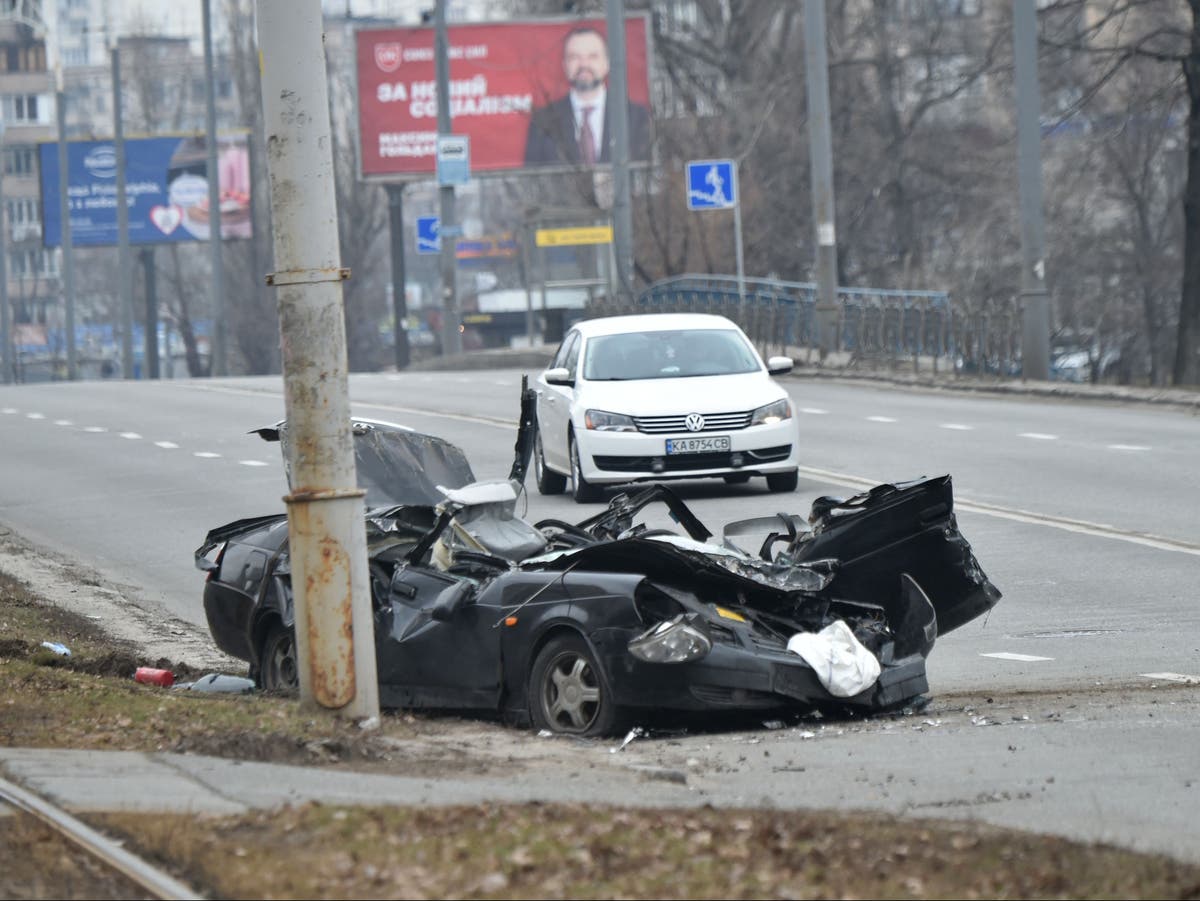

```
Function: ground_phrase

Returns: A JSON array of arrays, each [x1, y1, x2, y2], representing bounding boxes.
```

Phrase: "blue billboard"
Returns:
[[39, 134, 252, 247]]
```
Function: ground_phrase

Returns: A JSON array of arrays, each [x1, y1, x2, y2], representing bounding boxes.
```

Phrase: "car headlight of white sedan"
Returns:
[[585, 409, 638, 432], [750, 398, 792, 426]]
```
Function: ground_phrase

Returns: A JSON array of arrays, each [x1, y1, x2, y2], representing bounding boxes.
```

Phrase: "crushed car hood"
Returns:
[[253, 419, 475, 509]]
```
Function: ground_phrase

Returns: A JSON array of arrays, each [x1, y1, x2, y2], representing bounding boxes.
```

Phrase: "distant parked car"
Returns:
[[534, 314, 801, 503]]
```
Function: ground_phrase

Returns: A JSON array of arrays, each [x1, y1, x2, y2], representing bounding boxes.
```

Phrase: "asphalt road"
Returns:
[[1, 369, 1198, 862]]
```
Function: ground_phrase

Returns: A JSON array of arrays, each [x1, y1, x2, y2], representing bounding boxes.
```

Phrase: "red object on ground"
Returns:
[[134, 667, 175, 687]]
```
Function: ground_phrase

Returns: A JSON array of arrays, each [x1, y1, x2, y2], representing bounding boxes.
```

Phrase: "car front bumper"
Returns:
[[576, 420, 800, 484]]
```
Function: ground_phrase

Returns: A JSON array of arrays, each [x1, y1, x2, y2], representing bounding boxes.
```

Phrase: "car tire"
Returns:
[[529, 634, 620, 736], [259, 622, 299, 694], [723, 473, 751, 484], [535, 425, 567, 495], [766, 469, 799, 493], [570, 433, 605, 503]]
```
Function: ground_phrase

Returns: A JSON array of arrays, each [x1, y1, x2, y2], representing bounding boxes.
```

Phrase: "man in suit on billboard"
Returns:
[[523, 25, 651, 167]]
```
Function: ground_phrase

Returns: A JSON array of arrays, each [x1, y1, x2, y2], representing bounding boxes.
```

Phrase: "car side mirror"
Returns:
[[766, 356, 794, 375], [543, 366, 574, 386], [429, 581, 474, 621]]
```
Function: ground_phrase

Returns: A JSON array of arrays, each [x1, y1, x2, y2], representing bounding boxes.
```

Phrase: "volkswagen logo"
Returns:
[[684, 413, 705, 432]]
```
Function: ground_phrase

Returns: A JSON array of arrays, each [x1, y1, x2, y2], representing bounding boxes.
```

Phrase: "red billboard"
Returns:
[[356, 16, 652, 179]]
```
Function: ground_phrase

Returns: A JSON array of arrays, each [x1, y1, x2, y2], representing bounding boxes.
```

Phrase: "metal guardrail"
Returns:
[[588, 274, 1022, 377]]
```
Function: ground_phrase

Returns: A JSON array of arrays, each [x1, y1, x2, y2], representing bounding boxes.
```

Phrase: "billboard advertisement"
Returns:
[[39, 134, 252, 247], [356, 16, 652, 179]]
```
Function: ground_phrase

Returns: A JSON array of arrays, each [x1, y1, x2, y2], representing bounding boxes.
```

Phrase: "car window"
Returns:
[[562, 332, 581, 376], [583, 329, 760, 380], [551, 331, 578, 370]]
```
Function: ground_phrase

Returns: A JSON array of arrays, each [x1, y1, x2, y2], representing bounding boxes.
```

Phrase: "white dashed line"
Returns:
[[1108, 444, 1151, 451], [193, 451, 221, 458], [155, 441, 179, 449], [2, 408, 17, 414], [866, 416, 897, 423], [54, 419, 72, 426], [940, 423, 973, 431], [25, 413, 44, 420], [1141, 672, 1200, 684], [980, 652, 1054, 662], [119, 432, 142, 440], [1019, 432, 1058, 440], [83, 426, 107, 433], [238, 460, 269, 467], [800, 408, 828, 415]]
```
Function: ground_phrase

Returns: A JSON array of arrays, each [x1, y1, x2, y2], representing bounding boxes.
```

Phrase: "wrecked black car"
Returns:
[[196, 384, 1000, 736]]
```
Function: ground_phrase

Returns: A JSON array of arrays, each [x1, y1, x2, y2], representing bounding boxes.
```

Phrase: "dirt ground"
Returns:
[[3, 533, 1200, 899]]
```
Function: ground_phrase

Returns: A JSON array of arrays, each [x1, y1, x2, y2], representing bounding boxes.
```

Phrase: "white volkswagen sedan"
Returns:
[[534, 313, 800, 502]]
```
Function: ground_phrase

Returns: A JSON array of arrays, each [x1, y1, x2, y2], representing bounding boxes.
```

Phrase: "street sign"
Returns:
[[534, 225, 614, 247], [686, 159, 737, 210], [416, 215, 440, 254], [436, 135, 470, 186]]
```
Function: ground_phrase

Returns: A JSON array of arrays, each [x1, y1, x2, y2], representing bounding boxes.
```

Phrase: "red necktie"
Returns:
[[578, 106, 596, 164]]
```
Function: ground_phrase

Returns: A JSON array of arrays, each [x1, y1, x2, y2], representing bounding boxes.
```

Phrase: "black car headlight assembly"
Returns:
[[628, 614, 713, 664], [750, 398, 792, 426], [585, 409, 637, 432]]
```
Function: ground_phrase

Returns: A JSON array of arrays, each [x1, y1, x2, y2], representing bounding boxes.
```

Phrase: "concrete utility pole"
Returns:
[[434, 0, 462, 356], [605, 0, 634, 302], [803, 0, 840, 360], [203, 0, 226, 376], [56, 72, 78, 381], [1014, 0, 1051, 381], [112, 43, 134, 379], [256, 0, 379, 721]]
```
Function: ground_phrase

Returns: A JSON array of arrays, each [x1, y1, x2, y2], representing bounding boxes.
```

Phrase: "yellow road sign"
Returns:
[[535, 225, 614, 247]]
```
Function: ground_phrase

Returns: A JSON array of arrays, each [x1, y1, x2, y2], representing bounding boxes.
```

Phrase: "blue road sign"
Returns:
[[416, 216, 440, 254], [686, 159, 737, 211]]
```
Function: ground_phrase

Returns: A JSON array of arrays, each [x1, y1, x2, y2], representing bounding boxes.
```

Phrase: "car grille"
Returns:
[[632, 410, 753, 433], [593, 445, 792, 473]]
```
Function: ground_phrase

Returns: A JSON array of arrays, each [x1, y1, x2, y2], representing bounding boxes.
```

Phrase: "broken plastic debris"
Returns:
[[39, 641, 71, 657], [798, 730, 816, 739], [610, 726, 646, 753], [171, 673, 253, 693], [762, 720, 785, 730], [537, 729, 553, 738]]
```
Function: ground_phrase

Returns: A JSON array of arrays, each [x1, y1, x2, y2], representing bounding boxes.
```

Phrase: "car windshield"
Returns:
[[583, 329, 761, 381]]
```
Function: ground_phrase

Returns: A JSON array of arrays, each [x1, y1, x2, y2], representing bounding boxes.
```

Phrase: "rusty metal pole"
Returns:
[[256, 0, 379, 721]]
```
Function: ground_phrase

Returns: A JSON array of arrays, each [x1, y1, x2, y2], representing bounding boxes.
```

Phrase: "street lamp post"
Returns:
[[0, 118, 10, 385]]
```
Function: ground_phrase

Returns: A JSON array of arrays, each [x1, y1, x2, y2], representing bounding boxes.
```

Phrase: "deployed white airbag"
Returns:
[[786, 620, 881, 697]]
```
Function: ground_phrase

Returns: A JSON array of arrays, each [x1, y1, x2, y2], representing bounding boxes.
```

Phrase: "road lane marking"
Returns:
[[981, 652, 1054, 662], [25, 413, 44, 420], [1019, 432, 1058, 440], [798, 464, 1200, 557], [867, 416, 897, 423], [155, 441, 179, 449], [83, 426, 106, 433], [1141, 672, 1200, 684], [193, 451, 221, 458], [119, 432, 141, 440], [800, 407, 828, 415], [1, 408, 16, 414], [1108, 444, 1151, 451], [940, 423, 973, 430], [54, 419, 72, 426], [238, 460, 269, 467]]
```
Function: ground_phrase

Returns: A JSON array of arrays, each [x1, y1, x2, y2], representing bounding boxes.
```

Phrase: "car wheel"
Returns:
[[260, 623, 299, 694], [529, 634, 619, 736], [535, 425, 567, 495], [723, 473, 751, 484], [766, 469, 799, 493], [570, 433, 604, 503]]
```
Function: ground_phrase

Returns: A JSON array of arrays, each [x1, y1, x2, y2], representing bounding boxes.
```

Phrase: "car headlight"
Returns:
[[628, 614, 712, 664], [585, 409, 637, 432], [750, 398, 792, 426]]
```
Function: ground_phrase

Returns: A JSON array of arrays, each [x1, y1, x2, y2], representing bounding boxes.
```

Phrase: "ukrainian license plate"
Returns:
[[665, 435, 730, 455]]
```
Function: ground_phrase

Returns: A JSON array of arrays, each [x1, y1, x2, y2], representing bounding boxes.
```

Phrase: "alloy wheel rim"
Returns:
[[542, 652, 600, 732]]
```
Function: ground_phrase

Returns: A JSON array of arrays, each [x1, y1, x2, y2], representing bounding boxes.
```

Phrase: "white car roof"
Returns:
[[569, 313, 741, 338]]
